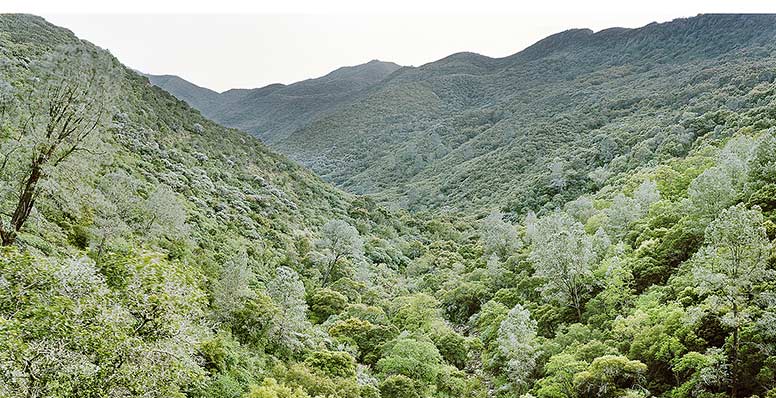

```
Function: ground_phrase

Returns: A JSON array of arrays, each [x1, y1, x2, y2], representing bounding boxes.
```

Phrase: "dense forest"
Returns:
[[161, 14, 776, 214], [1, 13, 776, 398], [146, 60, 401, 143]]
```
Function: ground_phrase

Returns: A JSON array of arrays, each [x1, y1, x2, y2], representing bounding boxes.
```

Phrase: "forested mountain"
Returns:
[[274, 14, 776, 212], [0, 14, 425, 397], [142, 73, 222, 112], [152, 15, 776, 214], [2, 13, 776, 398], [146, 60, 401, 143]]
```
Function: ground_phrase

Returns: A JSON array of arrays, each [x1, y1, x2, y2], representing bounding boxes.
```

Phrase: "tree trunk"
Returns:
[[321, 254, 341, 287], [1, 162, 43, 246], [96, 236, 107, 264], [571, 282, 583, 321], [731, 304, 739, 398], [0, 229, 14, 246]]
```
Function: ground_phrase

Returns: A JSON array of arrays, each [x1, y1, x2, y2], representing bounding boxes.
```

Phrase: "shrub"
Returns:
[[379, 375, 420, 398], [304, 350, 356, 378], [573, 355, 647, 398], [377, 337, 443, 385], [329, 317, 397, 365], [246, 378, 309, 398], [432, 329, 469, 369], [308, 288, 348, 323]]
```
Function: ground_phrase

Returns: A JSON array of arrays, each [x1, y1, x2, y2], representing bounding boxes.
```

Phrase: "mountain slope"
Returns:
[[146, 59, 401, 142], [142, 73, 221, 111], [0, 13, 360, 257], [3, 13, 776, 398], [274, 14, 776, 213], [0, 14, 424, 396]]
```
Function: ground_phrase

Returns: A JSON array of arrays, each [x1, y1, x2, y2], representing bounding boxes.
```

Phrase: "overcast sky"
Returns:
[[4, 0, 772, 92]]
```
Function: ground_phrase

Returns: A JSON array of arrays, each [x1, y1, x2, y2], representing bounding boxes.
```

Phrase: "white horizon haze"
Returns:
[[4, 0, 775, 92]]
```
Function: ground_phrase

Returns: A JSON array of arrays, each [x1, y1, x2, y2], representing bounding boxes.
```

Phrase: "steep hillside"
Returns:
[[143, 73, 222, 111], [0, 14, 426, 397], [0, 14, 366, 262], [147, 59, 401, 142], [3, 13, 776, 398], [275, 14, 776, 213]]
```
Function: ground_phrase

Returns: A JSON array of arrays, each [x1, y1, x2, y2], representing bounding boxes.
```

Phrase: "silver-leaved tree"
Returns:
[[692, 203, 773, 397], [529, 211, 596, 320], [0, 45, 117, 245], [316, 219, 363, 286], [497, 303, 538, 394]]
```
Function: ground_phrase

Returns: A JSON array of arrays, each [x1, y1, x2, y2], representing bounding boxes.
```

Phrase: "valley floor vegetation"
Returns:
[[0, 13, 775, 398]]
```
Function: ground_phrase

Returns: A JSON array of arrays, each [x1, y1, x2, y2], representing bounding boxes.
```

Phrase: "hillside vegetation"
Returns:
[[1, 13, 776, 398], [147, 60, 401, 143], [156, 15, 776, 214], [274, 14, 776, 213]]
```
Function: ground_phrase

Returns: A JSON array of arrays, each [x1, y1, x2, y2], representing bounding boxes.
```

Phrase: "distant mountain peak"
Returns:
[[366, 59, 394, 65], [143, 73, 220, 112], [323, 60, 402, 81], [147, 59, 402, 143], [515, 28, 594, 60]]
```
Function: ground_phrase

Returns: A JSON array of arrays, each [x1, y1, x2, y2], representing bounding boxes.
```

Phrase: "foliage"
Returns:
[[308, 288, 348, 324], [377, 336, 443, 385], [3, 13, 776, 398], [329, 317, 397, 365], [246, 378, 309, 398], [530, 212, 595, 319], [303, 350, 356, 378], [379, 374, 420, 398], [572, 355, 647, 398]]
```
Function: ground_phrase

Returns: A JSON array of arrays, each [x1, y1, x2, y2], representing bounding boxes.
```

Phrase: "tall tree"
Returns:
[[633, 179, 661, 210], [692, 203, 773, 397], [480, 211, 522, 261], [141, 185, 188, 241], [529, 212, 595, 320], [524, 211, 538, 243], [0, 46, 116, 245], [266, 266, 311, 352], [316, 220, 363, 286], [211, 248, 255, 323], [548, 158, 568, 192], [564, 195, 596, 224], [687, 166, 736, 218], [497, 304, 539, 393], [605, 193, 641, 241]]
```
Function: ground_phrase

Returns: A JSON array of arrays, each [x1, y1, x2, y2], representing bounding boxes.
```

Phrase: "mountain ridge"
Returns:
[[273, 13, 776, 212], [150, 14, 776, 213], [146, 59, 401, 142]]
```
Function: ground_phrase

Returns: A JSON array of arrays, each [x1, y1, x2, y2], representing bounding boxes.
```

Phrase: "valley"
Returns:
[[1, 12, 775, 398]]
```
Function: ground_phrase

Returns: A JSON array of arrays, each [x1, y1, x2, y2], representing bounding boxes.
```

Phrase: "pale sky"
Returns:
[[3, 0, 775, 92]]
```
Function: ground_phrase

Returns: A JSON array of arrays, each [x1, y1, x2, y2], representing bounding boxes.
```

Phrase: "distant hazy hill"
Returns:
[[146, 59, 401, 142], [142, 73, 221, 111], [148, 14, 776, 214], [273, 14, 776, 212]]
